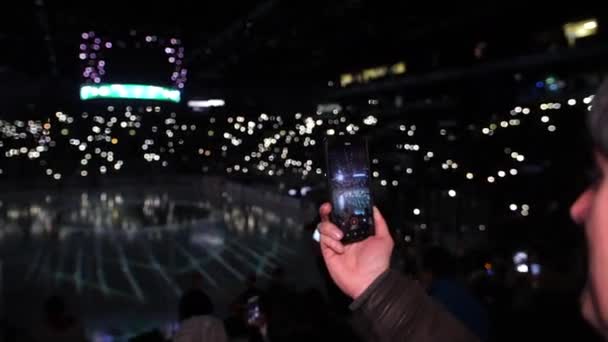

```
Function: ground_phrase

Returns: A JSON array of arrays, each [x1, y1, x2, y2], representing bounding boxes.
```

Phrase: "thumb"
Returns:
[[319, 202, 332, 222], [373, 206, 390, 238]]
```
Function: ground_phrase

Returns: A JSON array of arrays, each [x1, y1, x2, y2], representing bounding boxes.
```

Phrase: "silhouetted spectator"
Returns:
[[129, 329, 165, 342], [34, 295, 86, 342], [265, 288, 361, 342], [174, 289, 227, 342], [225, 273, 263, 340], [178, 289, 214, 322], [236, 273, 263, 309], [180, 272, 214, 315], [266, 266, 288, 300], [1, 317, 21, 342], [420, 247, 489, 341]]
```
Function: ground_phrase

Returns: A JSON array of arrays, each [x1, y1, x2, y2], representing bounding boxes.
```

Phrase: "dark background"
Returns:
[[0, 1, 607, 341]]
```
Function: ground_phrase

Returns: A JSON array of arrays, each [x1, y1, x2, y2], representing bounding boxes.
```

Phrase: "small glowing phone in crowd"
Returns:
[[246, 296, 262, 326]]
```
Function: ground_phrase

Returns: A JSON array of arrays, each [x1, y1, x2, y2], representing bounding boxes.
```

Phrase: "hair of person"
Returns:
[[589, 79, 608, 157], [178, 289, 214, 321]]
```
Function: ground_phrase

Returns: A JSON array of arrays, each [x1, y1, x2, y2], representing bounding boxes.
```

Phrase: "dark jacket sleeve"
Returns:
[[350, 270, 480, 342]]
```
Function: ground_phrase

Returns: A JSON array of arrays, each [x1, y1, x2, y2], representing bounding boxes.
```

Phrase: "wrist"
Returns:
[[350, 267, 389, 300]]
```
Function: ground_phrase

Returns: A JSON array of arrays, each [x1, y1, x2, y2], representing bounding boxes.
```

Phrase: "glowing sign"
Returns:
[[187, 99, 225, 108], [340, 61, 407, 87], [563, 19, 598, 46], [80, 84, 181, 103]]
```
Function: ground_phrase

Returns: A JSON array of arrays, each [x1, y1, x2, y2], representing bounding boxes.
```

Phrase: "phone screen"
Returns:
[[325, 137, 374, 243], [246, 296, 262, 326]]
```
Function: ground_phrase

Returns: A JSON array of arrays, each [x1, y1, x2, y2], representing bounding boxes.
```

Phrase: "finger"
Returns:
[[373, 206, 391, 238], [320, 233, 345, 254], [319, 202, 332, 222], [318, 222, 343, 240]]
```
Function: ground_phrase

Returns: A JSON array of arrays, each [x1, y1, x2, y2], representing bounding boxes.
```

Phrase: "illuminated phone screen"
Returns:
[[247, 296, 261, 326], [326, 138, 374, 242]]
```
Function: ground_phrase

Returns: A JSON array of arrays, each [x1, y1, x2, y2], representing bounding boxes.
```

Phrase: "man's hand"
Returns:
[[318, 203, 394, 299]]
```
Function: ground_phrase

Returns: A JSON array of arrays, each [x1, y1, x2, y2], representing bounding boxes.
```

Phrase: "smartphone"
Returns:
[[246, 296, 262, 326], [325, 137, 375, 244]]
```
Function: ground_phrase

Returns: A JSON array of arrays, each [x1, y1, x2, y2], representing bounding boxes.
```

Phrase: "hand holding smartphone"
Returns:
[[325, 137, 375, 244]]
